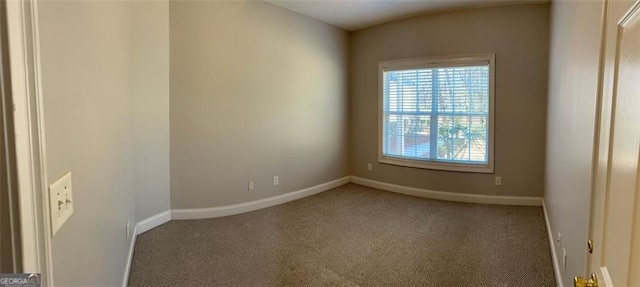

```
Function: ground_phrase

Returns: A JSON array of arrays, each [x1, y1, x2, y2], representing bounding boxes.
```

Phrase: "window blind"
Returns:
[[382, 65, 490, 164]]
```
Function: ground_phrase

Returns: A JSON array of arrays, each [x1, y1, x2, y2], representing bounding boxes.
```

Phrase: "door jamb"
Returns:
[[586, 0, 610, 276], [7, 0, 53, 285]]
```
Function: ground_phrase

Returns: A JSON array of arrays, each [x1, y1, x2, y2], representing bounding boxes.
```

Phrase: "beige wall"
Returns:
[[169, 1, 349, 209], [38, 1, 135, 285], [130, 1, 170, 223], [545, 1, 603, 286], [350, 4, 550, 197], [38, 1, 170, 285], [35, 1, 556, 285]]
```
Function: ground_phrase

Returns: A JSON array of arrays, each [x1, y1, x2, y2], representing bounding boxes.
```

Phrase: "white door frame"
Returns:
[[587, 0, 611, 277], [7, 0, 53, 285], [588, 0, 640, 285]]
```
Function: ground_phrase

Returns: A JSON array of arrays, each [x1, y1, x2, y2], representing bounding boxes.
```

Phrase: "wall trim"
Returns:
[[123, 211, 171, 286], [136, 210, 171, 235], [122, 224, 138, 287], [126, 177, 546, 285], [543, 200, 564, 287], [350, 176, 543, 206], [600, 266, 612, 287], [171, 176, 351, 220], [7, 0, 54, 284]]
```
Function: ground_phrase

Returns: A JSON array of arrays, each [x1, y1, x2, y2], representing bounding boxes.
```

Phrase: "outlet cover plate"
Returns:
[[49, 172, 74, 236]]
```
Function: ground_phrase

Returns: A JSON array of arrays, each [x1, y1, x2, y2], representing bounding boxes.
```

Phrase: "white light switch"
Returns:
[[49, 172, 74, 236]]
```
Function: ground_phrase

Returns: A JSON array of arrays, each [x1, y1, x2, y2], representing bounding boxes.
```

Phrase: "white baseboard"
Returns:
[[123, 176, 546, 286], [136, 210, 172, 235], [171, 176, 351, 220], [543, 200, 564, 287], [122, 211, 172, 286], [122, 224, 138, 287], [600, 266, 613, 287], [350, 176, 543, 206]]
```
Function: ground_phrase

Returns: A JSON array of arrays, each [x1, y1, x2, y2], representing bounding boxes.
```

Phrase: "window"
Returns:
[[378, 54, 495, 173]]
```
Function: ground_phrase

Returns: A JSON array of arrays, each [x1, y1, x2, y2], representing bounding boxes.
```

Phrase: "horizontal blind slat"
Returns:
[[383, 64, 489, 163]]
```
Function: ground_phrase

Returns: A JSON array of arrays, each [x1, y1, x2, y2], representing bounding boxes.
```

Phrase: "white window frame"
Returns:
[[378, 54, 495, 173]]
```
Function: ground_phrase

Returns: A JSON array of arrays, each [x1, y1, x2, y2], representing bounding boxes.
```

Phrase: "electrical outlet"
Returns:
[[495, 176, 502, 186], [562, 248, 568, 272], [367, 163, 373, 171], [248, 181, 255, 191], [49, 172, 74, 236], [557, 233, 562, 248], [273, 176, 279, 186]]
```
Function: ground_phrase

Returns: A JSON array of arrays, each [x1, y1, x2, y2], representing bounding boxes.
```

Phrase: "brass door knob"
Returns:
[[574, 273, 598, 287]]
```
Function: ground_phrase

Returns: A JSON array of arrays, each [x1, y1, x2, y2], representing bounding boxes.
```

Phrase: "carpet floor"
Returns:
[[128, 183, 556, 286]]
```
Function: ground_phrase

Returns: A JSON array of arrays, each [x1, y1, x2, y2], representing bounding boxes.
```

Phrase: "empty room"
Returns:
[[2, 0, 640, 286]]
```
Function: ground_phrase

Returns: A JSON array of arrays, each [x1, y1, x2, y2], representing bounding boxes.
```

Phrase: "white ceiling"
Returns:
[[262, 0, 548, 31]]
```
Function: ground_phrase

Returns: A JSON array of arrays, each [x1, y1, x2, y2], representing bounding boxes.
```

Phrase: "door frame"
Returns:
[[588, 0, 640, 285], [587, 0, 610, 278], [6, 0, 53, 285], [0, 0, 22, 273]]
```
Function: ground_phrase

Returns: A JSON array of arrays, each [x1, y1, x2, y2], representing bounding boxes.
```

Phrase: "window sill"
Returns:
[[379, 156, 494, 174]]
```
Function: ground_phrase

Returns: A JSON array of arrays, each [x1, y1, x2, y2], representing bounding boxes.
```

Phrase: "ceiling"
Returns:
[[262, 0, 548, 31]]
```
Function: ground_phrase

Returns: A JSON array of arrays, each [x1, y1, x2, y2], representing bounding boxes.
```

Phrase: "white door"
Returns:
[[588, 0, 640, 286]]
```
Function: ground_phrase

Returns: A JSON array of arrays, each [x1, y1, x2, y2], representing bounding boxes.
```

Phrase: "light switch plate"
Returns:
[[49, 172, 74, 236]]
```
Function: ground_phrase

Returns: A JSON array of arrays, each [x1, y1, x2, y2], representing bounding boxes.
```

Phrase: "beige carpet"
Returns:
[[128, 184, 556, 286]]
